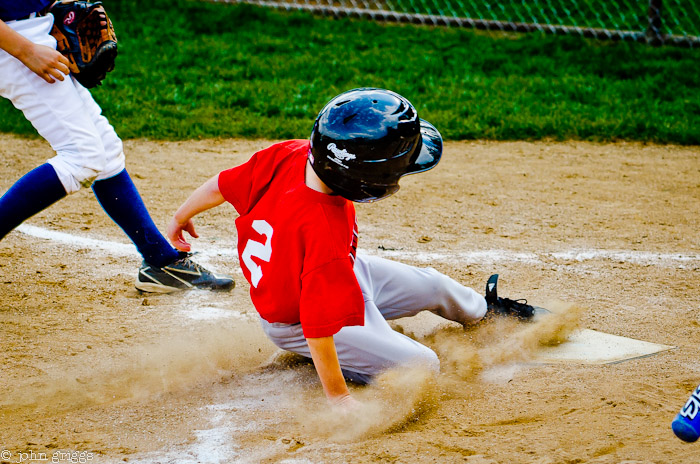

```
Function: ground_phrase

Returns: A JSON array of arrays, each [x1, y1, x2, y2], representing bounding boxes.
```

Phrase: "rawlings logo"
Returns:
[[64, 11, 76, 25], [327, 143, 356, 167]]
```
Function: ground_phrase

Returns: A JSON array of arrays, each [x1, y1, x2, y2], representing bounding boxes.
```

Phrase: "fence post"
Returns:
[[647, 0, 663, 45]]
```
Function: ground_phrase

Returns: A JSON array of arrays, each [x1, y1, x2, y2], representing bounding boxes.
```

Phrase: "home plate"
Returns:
[[535, 328, 675, 364]]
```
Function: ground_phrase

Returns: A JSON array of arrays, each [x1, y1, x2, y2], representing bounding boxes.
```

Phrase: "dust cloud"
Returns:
[[1, 320, 274, 416], [290, 304, 584, 442], [428, 302, 585, 379], [297, 365, 440, 442], [1, 302, 585, 448]]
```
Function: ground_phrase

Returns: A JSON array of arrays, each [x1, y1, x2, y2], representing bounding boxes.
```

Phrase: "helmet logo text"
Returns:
[[327, 143, 356, 168]]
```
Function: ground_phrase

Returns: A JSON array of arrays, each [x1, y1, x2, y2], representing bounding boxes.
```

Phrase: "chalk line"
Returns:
[[15, 224, 700, 269], [17, 224, 137, 256], [15, 224, 238, 261]]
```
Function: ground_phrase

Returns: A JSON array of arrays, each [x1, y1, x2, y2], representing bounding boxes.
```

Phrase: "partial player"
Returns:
[[0, 0, 233, 293], [672, 384, 700, 442]]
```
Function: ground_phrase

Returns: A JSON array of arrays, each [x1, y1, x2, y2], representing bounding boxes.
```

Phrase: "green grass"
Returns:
[[1, 0, 699, 143]]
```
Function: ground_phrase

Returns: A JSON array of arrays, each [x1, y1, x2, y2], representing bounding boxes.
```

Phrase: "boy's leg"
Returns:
[[260, 254, 486, 383], [75, 81, 232, 290], [354, 254, 487, 325], [261, 301, 439, 385], [67, 74, 232, 289], [91, 170, 179, 268], [0, 20, 165, 261], [333, 299, 440, 383], [54, 74, 180, 268], [0, 163, 66, 240]]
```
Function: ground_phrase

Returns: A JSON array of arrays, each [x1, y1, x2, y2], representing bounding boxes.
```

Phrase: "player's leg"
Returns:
[[63, 80, 179, 268], [261, 301, 439, 385], [91, 169, 181, 267], [354, 253, 487, 325], [92, 166, 235, 291], [334, 299, 440, 383], [0, 163, 66, 240], [70, 77, 233, 291], [261, 255, 486, 384]]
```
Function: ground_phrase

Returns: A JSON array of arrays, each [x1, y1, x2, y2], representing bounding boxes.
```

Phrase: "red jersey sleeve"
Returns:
[[300, 258, 365, 338], [218, 140, 308, 214], [218, 151, 266, 215]]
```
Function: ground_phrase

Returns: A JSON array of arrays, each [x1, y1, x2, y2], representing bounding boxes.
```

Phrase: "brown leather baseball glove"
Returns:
[[49, 0, 118, 88]]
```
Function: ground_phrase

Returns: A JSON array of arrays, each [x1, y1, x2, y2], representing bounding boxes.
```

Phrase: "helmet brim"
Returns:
[[406, 119, 443, 175]]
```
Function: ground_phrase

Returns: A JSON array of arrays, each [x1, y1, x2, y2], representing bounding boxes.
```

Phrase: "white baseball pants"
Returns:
[[0, 15, 125, 194], [261, 254, 487, 383]]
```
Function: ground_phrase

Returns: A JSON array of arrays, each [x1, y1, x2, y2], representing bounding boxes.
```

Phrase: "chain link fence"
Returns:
[[208, 0, 700, 47]]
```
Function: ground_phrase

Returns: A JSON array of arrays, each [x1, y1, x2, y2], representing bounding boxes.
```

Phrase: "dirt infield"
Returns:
[[1, 134, 699, 463]]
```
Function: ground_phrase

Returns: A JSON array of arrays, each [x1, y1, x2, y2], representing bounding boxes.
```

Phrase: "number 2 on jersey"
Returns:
[[241, 220, 273, 287]]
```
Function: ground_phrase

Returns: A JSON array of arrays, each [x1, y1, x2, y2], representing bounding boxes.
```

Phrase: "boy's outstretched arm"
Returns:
[[167, 174, 225, 252], [306, 336, 361, 411]]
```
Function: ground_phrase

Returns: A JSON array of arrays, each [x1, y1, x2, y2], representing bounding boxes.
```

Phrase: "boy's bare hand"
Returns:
[[331, 393, 362, 413], [167, 217, 199, 252], [21, 43, 70, 83]]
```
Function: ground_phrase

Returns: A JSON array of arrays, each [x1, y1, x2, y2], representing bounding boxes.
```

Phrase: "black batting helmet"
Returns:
[[309, 88, 443, 203]]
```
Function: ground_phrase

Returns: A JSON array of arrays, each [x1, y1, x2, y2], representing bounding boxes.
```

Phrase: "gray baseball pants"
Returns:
[[260, 254, 487, 384]]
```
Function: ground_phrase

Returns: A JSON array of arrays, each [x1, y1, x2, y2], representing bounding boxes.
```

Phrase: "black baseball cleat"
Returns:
[[135, 252, 234, 293], [485, 274, 536, 321]]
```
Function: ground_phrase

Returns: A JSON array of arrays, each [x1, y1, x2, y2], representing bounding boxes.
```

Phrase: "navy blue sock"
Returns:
[[92, 169, 179, 267], [0, 163, 66, 240]]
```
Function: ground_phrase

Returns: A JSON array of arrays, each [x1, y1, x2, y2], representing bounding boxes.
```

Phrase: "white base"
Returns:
[[534, 328, 675, 365]]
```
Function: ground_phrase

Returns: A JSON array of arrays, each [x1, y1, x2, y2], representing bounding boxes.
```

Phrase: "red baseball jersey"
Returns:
[[218, 140, 364, 338]]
